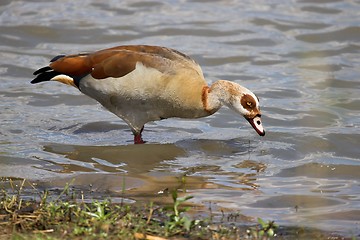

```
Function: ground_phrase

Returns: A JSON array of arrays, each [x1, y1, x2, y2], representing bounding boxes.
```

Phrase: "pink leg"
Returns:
[[133, 127, 145, 144]]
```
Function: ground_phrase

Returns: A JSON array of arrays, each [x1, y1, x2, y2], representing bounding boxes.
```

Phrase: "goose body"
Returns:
[[32, 45, 265, 143]]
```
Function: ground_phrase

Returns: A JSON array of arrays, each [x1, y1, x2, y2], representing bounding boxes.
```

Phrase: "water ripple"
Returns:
[[1, 0, 359, 236]]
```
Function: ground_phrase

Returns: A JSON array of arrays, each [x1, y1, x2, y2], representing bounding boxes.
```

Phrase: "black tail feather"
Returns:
[[33, 66, 52, 75], [31, 55, 66, 82], [32, 54, 84, 87], [50, 54, 66, 62], [31, 70, 61, 84]]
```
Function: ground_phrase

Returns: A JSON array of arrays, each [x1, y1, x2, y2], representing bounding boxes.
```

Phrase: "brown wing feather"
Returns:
[[49, 54, 92, 76], [103, 45, 194, 62], [90, 51, 145, 79], [49, 45, 199, 80]]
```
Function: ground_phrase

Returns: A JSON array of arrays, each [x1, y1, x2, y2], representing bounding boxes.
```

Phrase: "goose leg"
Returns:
[[133, 127, 145, 144]]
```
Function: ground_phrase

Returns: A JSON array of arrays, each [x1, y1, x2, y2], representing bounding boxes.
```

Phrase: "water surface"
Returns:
[[1, 0, 359, 237]]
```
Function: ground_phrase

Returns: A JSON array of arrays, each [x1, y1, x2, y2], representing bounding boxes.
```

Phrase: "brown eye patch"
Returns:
[[241, 94, 256, 111]]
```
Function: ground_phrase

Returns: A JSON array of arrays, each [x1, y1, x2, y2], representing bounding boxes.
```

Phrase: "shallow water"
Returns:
[[1, 0, 360, 237]]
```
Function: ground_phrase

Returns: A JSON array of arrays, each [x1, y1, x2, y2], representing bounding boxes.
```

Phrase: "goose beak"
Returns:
[[246, 115, 265, 136]]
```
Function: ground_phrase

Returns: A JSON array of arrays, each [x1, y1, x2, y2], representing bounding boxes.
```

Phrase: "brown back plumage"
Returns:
[[48, 45, 200, 80]]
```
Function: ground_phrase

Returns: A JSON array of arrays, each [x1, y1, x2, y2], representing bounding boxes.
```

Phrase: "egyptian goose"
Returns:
[[31, 45, 265, 144]]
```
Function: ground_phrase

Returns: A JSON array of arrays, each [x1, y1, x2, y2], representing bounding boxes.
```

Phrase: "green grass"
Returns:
[[0, 178, 279, 240], [0, 178, 352, 240]]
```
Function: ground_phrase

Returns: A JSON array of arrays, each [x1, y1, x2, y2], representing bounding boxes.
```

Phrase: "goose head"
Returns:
[[208, 80, 265, 136], [230, 86, 265, 136]]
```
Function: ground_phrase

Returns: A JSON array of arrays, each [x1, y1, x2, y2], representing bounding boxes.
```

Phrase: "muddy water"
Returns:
[[1, 0, 359, 236]]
